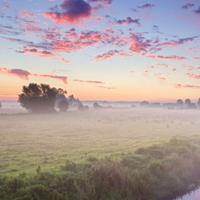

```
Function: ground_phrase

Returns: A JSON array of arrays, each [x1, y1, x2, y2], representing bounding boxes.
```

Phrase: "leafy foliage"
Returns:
[[56, 89, 69, 112], [1, 138, 200, 200], [18, 83, 67, 113]]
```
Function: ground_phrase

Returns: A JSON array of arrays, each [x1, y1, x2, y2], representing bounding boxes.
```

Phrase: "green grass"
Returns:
[[1, 138, 200, 200], [1, 109, 200, 199], [0, 108, 200, 175]]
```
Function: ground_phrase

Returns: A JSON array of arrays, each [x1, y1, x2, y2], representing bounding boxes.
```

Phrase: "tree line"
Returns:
[[139, 98, 200, 109], [0, 83, 200, 112]]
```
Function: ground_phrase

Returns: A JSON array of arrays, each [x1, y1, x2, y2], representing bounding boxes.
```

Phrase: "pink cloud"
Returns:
[[52, 31, 102, 52], [175, 84, 200, 89], [18, 48, 70, 64], [187, 72, 200, 79], [158, 76, 167, 81], [73, 79, 105, 84], [146, 55, 186, 60], [24, 48, 54, 58], [97, 85, 115, 90], [33, 74, 68, 84], [0, 68, 30, 80], [158, 37, 197, 48], [96, 50, 130, 61], [19, 10, 34, 18], [186, 66, 200, 79], [172, 68, 176, 72], [0, 67, 67, 84], [129, 34, 150, 53]]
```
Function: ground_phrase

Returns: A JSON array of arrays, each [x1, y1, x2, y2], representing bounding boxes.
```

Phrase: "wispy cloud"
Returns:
[[182, 3, 194, 9], [96, 50, 130, 61], [129, 33, 151, 53], [146, 55, 186, 60], [175, 83, 200, 89], [88, 0, 113, 5], [0, 67, 68, 84], [73, 79, 105, 84], [194, 6, 200, 14], [185, 66, 200, 80], [138, 3, 155, 9], [97, 85, 115, 90], [23, 48, 54, 58], [182, 3, 195, 9], [114, 17, 140, 26], [157, 36, 198, 49]]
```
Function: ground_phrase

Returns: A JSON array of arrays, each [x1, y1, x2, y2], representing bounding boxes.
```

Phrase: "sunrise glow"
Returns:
[[0, 0, 200, 101]]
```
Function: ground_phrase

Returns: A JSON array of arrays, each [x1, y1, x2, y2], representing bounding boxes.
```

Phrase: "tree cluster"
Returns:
[[19, 83, 70, 113]]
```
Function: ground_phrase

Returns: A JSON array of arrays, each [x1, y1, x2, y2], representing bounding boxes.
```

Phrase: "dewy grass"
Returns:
[[1, 138, 200, 200], [1, 109, 200, 176]]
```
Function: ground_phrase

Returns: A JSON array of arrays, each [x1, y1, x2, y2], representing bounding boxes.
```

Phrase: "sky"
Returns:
[[0, 0, 200, 101]]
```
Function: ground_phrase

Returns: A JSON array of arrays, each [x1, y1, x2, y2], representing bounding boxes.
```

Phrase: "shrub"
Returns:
[[1, 138, 200, 200]]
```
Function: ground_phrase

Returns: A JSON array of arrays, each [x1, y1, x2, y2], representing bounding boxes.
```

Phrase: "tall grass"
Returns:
[[1, 138, 200, 200]]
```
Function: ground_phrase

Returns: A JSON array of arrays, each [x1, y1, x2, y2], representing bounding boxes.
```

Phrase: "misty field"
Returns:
[[1, 108, 200, 176]]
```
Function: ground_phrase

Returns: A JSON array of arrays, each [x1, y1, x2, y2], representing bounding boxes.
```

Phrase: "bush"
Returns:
[[1, 138, 200, 200]]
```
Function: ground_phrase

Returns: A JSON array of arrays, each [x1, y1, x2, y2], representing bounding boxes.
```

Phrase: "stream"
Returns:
[[175, 188, 200, 200]]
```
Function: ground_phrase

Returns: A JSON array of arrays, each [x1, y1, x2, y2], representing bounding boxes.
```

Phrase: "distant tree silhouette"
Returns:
[[56, 89, 69, 112], [198, 98, 200, 108], [68, 95, 81, 106], [93, 102, 103, 109], [140, 101, 149, 107], [151, 102, 161, 108], [67, 95, 88, 110], [184, 98, 196, 109], [185, 98, 191, 107], [19, 83, 63, 113], [176, 99, 184, 108], [78, 101, 89, 110], [68, 95, 76, 105]]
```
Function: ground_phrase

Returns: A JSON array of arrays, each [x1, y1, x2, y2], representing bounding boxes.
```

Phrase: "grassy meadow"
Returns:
[[0, 108, 200, 175], [1, 108, 200, 199], [1, 136, 200, 200]]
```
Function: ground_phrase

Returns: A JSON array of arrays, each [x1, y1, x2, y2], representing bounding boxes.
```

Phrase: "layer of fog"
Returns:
[[0, 99, 200, 115]]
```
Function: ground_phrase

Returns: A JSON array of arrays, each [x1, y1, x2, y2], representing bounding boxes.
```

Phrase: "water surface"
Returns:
[[175, 188, 200, 200]]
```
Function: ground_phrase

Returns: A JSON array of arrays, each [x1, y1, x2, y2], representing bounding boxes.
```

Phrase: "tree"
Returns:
[[18, 83, 61, 113], [197, 98, 200, 108], [68, 95, 76, 105], [93, 102, 103, 109], [77, 101, 89, 110], [57, 99, 69, 112], [140, 101, 149, 107], [185, 98, 191, 107], [176, 99, 183, 108], [56, 89, 69, 112], [68, 95, 81, 107]]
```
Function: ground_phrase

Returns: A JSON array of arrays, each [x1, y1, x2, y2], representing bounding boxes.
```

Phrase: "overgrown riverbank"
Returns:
[[1, 138, 200, 200]]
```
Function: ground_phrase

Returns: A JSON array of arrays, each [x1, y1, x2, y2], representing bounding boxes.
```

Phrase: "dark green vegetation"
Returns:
[[18, 83, 87, 113], [1, 138, 200, 200], [19, 83, 68, 113]]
